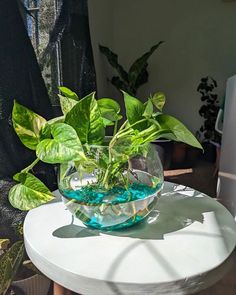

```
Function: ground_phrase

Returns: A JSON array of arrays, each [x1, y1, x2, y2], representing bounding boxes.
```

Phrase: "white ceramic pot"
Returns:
[[11, 274, 51, 295]]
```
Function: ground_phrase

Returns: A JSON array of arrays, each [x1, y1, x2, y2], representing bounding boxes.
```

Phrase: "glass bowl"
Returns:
[[58, 143, 164, 230]]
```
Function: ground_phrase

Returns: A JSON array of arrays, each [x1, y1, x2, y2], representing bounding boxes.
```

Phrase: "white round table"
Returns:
[[24, 182, 236, 295]]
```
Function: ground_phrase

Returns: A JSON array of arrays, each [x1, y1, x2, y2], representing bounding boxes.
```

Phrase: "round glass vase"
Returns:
[[58, 143, 164, 230]]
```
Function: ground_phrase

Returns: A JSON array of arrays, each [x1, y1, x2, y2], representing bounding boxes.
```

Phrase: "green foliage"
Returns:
[[156, 114, 202, 149], [0, 241, 24, 295], [59, 86, 79, 100], [0, 240, 10, 251], [97, 98, 122, 126], [58, 86, 80, 116], [9, 86, 202, 211], [123, 92, 147, 130], [197, 76, 220, 143], [143, 99, 154, 119], [150, 92, 166, 112], [12, 101, 47, 150], [99, 42, 164, 96], [9, 172, 54, 210], [65, 92, 105, 144], [58, 94, 78, 116], [36, 123, 86, 164]]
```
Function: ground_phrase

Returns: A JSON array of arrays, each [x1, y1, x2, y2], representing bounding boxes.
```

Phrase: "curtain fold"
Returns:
[[0, 0, 53, 178], [60, 0, 97, 97]]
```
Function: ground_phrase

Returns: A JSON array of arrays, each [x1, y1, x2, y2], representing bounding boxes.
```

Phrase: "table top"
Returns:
[[24, 182, 236, 295]]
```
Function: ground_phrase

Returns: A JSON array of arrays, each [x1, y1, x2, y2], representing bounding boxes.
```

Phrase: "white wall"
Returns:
[[88, 0, 115, 98], [89, 0, 236, 133]]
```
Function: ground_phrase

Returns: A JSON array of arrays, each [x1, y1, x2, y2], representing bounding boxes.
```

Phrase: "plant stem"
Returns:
[[102, 118, 149, 188], [121, 118, 147, 133], [119, 120, 128, 131], [113, 119, 118, 136], [21, 158, 40, 173], [110, 118, 148, 147]]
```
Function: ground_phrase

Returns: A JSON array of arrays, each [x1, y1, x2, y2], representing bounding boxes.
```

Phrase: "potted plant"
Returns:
[[0, 239, 51, 295], [197, 76, 221, 162], [99, 42, 164, 96], [8, 87, 202, 230]]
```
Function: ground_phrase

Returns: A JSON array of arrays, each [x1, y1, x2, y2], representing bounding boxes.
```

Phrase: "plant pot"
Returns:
[[11, 274, 51, 295], [58, 143, 164, 230]]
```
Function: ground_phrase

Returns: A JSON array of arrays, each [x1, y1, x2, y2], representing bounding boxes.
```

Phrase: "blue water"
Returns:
[[84, 215, 145, 231], [62, 182, 161, 205]]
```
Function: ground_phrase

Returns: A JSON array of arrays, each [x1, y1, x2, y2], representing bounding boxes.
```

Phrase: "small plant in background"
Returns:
[[0, 239, 24, 295], [197, 76, 221, 144], [99, 42, 164, 96], [0, 238, 43, 295]]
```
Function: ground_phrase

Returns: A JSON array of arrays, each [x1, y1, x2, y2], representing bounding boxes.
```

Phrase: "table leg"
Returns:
[[53, 282, 73, 295]]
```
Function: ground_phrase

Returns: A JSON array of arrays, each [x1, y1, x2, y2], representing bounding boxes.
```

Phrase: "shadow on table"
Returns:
[[53, 191, 220, 240]]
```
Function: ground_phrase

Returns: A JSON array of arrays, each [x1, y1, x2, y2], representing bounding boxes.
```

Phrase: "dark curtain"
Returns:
[[0, 0, 53, 179], [0, 0, 97, 239], [60, 0, 97, 97], [0, 0, 57, 241]]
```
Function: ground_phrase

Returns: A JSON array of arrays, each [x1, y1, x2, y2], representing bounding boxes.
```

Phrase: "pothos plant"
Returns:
[[8, 88, 202, 211]]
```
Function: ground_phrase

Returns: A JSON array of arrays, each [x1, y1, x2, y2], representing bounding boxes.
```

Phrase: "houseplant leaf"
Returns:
[[111, 76, 130, 94], [36, 123, 86, 164], [0, 239, 10, 251], [58, 94, 78, 116], [151, 92, 166, 111], [98, 98, 122, 124], [47, 116, 65, 125], [9, 172, 54, 210], [12, 101, 47, 150], [156, 114, 203, 149], [59, 86, 79, 100], [128, 41, 164, 90], [65, 92, 105, 144], [99, 45, 128, 82], [143, 99, 153, 118], [0, 241, 24, 295], [123, 92, 147, 130]]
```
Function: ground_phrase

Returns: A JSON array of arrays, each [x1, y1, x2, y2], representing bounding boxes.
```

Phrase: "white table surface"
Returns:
[[24, 182, 236, 295]]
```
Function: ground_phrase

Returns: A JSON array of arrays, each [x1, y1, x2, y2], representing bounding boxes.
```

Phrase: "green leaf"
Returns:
[[99, 45, 128, 82], [0, 239, 10, 251], [101, 117, 115, 127], [47, 116, 65, 125], [59, 86, 79, 100], [156, 114, 203, 149], [58, 94, 78, 116], [98, 98, 120, 114], [39, 123, 51, 140], [128, 41, 164, 89], [12, 101, 47, 150], [143, 99, 153, 118], [151, 92, 166, 111], [36, 123, 86, 164], [123, 91, 146, 130], [9, 172, 54, 210], [65, 92, 105, 144], [98, 98, 121, 123], [0, 241, 24, 295]]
